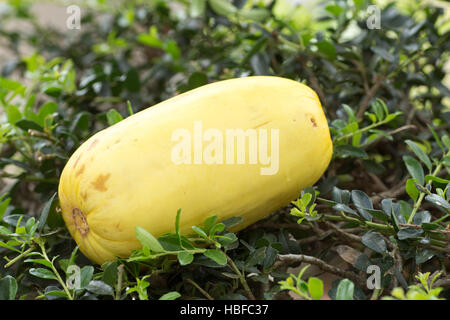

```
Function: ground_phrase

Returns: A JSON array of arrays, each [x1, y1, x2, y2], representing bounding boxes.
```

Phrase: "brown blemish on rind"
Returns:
[[76, 164, 85, 177], [310, 117, 317, 127], [73, 154, 82, 169], [88, 139, 99, 151], [253, 121, 270, 129], [114, 139, 121, 144], [72, 208, 89, 236], [91, 173, 111, 192], [81, 191, 88, 201]]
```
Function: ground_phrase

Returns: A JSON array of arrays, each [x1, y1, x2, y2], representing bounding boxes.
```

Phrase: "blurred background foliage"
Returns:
[[0, 0, 449, 300]]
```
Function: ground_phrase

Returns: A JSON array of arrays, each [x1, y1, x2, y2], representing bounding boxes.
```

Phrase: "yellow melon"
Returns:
[[58, 76, 332, 264]]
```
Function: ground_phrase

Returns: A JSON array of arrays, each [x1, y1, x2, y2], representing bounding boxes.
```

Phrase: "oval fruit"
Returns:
[[58, 76, 333, 264]]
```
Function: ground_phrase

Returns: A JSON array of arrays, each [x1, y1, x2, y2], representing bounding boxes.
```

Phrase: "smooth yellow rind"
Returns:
[[58, 76, 333, 264]]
